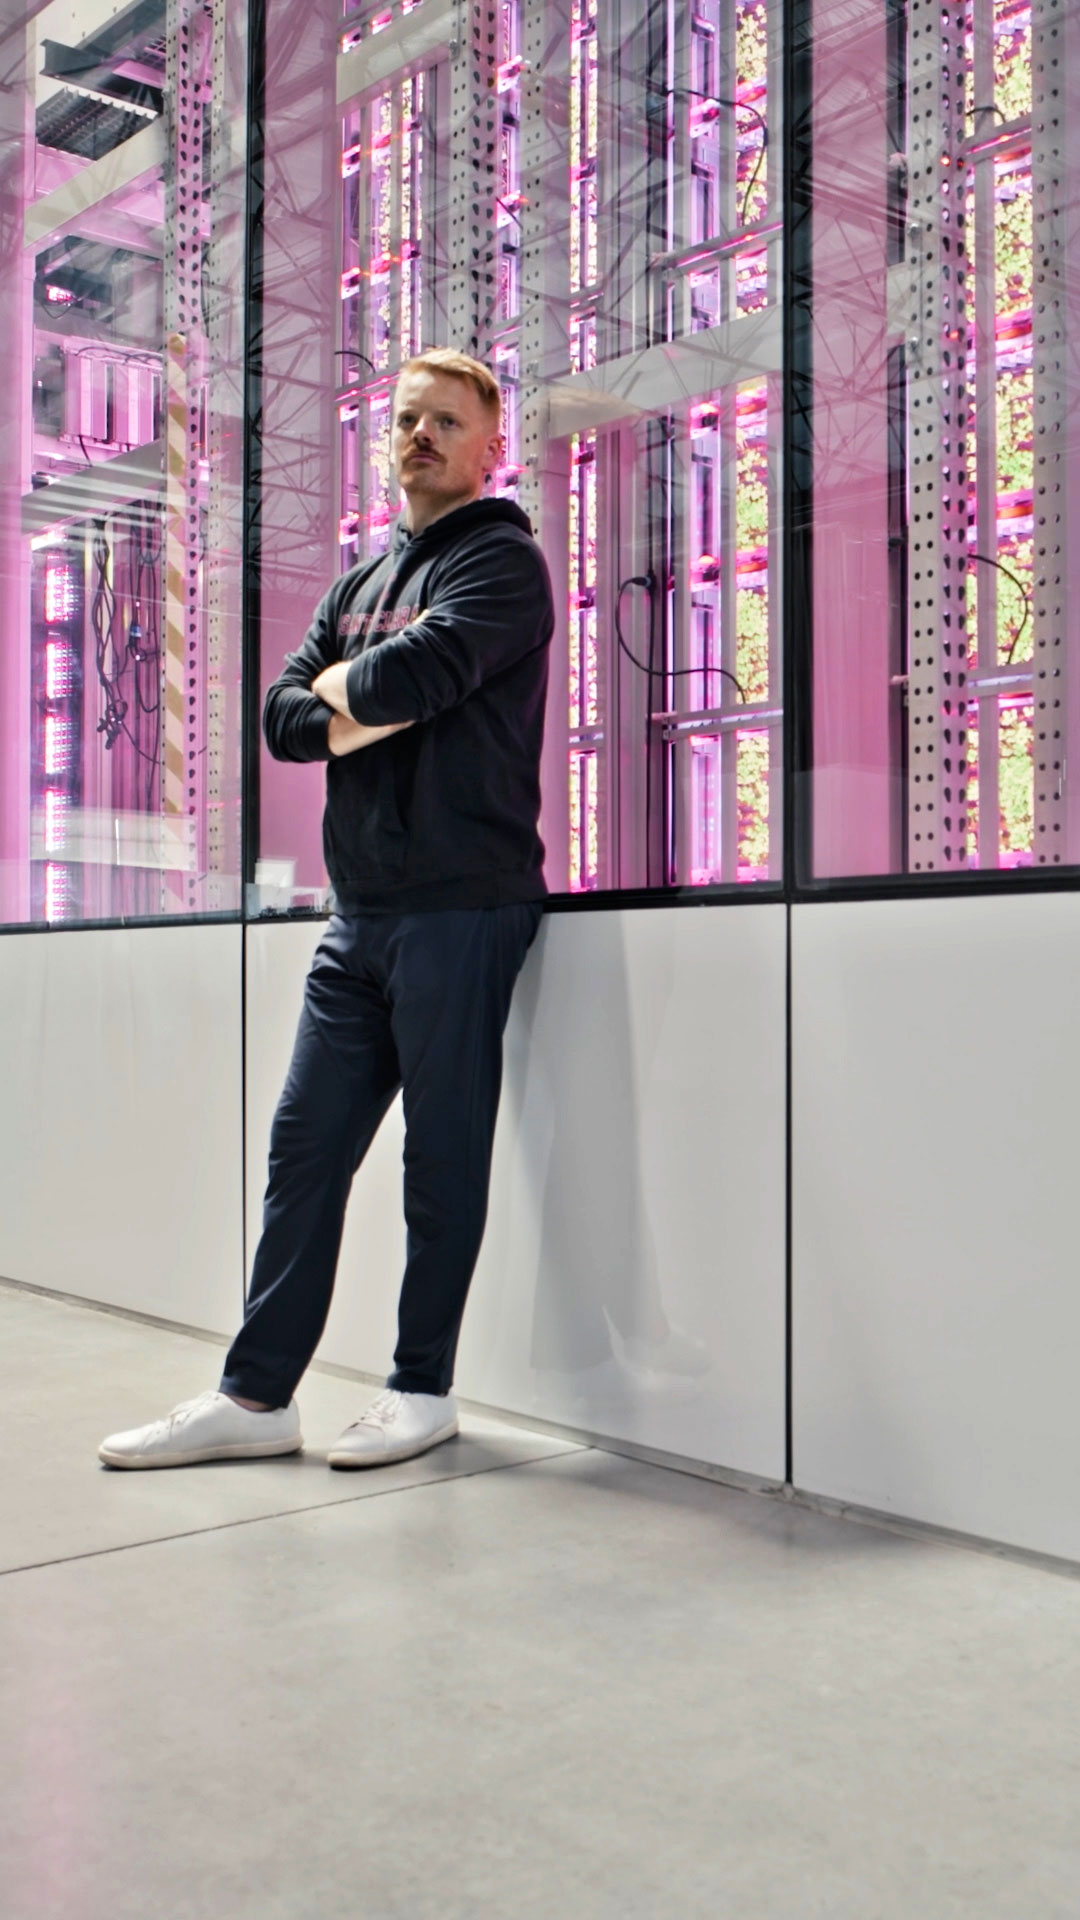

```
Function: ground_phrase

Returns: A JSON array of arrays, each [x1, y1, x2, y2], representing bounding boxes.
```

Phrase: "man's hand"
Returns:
[[327, 712, 414, 757], [311, 661, 354, 718], [313, 610, 426, 737], [312, 618, 429, 720], [313, 663, 414, 756]]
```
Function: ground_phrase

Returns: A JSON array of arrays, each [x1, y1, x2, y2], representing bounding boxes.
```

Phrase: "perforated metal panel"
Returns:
[[203, 0, 242, 901], [446, 0, 500, 355], [163, 0, 210, 901], [904, 0, 971, 869], [517, 0, 572, 889], [1031, 0, 1069, 862], [517, 0, 571, 502]]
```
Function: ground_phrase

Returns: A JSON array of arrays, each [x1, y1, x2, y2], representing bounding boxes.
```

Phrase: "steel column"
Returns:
[[1030, 0, 1080, 863], [904, 0, 972, 869], [163, 0, 212, 902], [518, 0, 572, 890], [205, 0, 245, 905], [445, 0, 500, 356]]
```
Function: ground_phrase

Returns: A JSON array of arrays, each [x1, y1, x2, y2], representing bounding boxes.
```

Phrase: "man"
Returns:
[[100, 347, 554, 1472]]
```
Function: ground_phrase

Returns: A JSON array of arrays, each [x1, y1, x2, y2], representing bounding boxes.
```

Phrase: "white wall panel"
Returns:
[[0, 924, 244, 1335], [792, 893, 1080, 1561], [245, 907, 788, 1482], [456, 906, 788, 1478]]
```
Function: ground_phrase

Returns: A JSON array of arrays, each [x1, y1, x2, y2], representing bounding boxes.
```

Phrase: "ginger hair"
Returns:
[[397, 348, 502, 425]]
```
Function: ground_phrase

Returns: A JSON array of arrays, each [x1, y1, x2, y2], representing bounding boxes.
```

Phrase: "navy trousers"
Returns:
[[220, 903, 543, 1407]]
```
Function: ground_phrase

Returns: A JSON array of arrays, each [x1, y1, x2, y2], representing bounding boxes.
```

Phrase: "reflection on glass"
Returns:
[[2, 0, 246, 923], [496, 0, 523, 327], [568, 428, 600, 890], [569, 0, 599, 299], [339, 62, 428, 571], [260, 0, 783, 905], [810, 0, 1077, 879]]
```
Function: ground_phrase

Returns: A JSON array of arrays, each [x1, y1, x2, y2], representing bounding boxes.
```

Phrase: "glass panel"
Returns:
[[558, 0, 782, 893], [737, 725, 771, 878], [257, 0, 448, 909], [0, 0, 247, 923], [255, 0, 782, 908], [664, 380, 780, 890], [807, 0, 1080, 880]]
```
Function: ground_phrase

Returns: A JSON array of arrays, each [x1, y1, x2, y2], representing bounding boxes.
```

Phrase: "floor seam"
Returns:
[[0, 1444, 594, 1581]]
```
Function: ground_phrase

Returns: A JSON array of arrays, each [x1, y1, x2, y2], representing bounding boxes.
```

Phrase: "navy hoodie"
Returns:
[[263, 498, 554, 912]]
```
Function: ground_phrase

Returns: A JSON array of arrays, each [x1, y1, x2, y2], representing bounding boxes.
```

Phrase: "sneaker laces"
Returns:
[[348, 1389, 403, 1432], [164, 1390, 224, 1434]]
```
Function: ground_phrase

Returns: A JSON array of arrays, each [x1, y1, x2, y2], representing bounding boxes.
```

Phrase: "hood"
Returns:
[[392, 497, 534, 556]]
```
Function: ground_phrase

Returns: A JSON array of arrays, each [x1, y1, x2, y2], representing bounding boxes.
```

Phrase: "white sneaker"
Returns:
[[327, 1388, 459, 1470], [99, 1391, 303, 1469]]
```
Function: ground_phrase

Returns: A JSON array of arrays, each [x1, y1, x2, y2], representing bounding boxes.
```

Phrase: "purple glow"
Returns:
[[44, 566, 75, 625], [492, 340, 521, 497], [496, 0, 523, 324], [43, 714, 71, 777], [569, 0, 599, 294], [43, 788, 67, 854], [44, 863, 69, 921], [44, 640, 71, 701]]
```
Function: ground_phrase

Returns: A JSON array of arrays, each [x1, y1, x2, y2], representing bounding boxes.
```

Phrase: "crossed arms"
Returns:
[[262, 539, 551, 766], [310, 660, 414, 758]]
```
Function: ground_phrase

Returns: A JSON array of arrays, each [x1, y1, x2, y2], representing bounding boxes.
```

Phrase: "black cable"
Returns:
[[139, 509, 162, 804], [666, 88, 769, 230], [127, 506, 163, 808], [641, 572, 658, 888], [970, 551, 1030, 664], [91, 515, 166, 816], [615, 574, 747, 701], [617, 569, 747, 888], [333, 348, 378, 378], [91, 526, 126, 750], [556, 86, 770, 327], [740, 132, 767, 232], [73, 344, 160, 365]]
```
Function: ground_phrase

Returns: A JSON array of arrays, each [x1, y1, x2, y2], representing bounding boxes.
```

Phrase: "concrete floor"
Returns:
[[3, 1286, 1080, 1920]]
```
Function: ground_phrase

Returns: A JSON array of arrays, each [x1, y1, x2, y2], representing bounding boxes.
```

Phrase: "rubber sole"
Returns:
[[98, 1435, 304, 1470], [326, 1420, 459, 1471]]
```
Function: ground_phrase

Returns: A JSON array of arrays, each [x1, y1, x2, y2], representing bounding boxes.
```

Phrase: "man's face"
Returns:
[[391, 369, 503, 519]]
